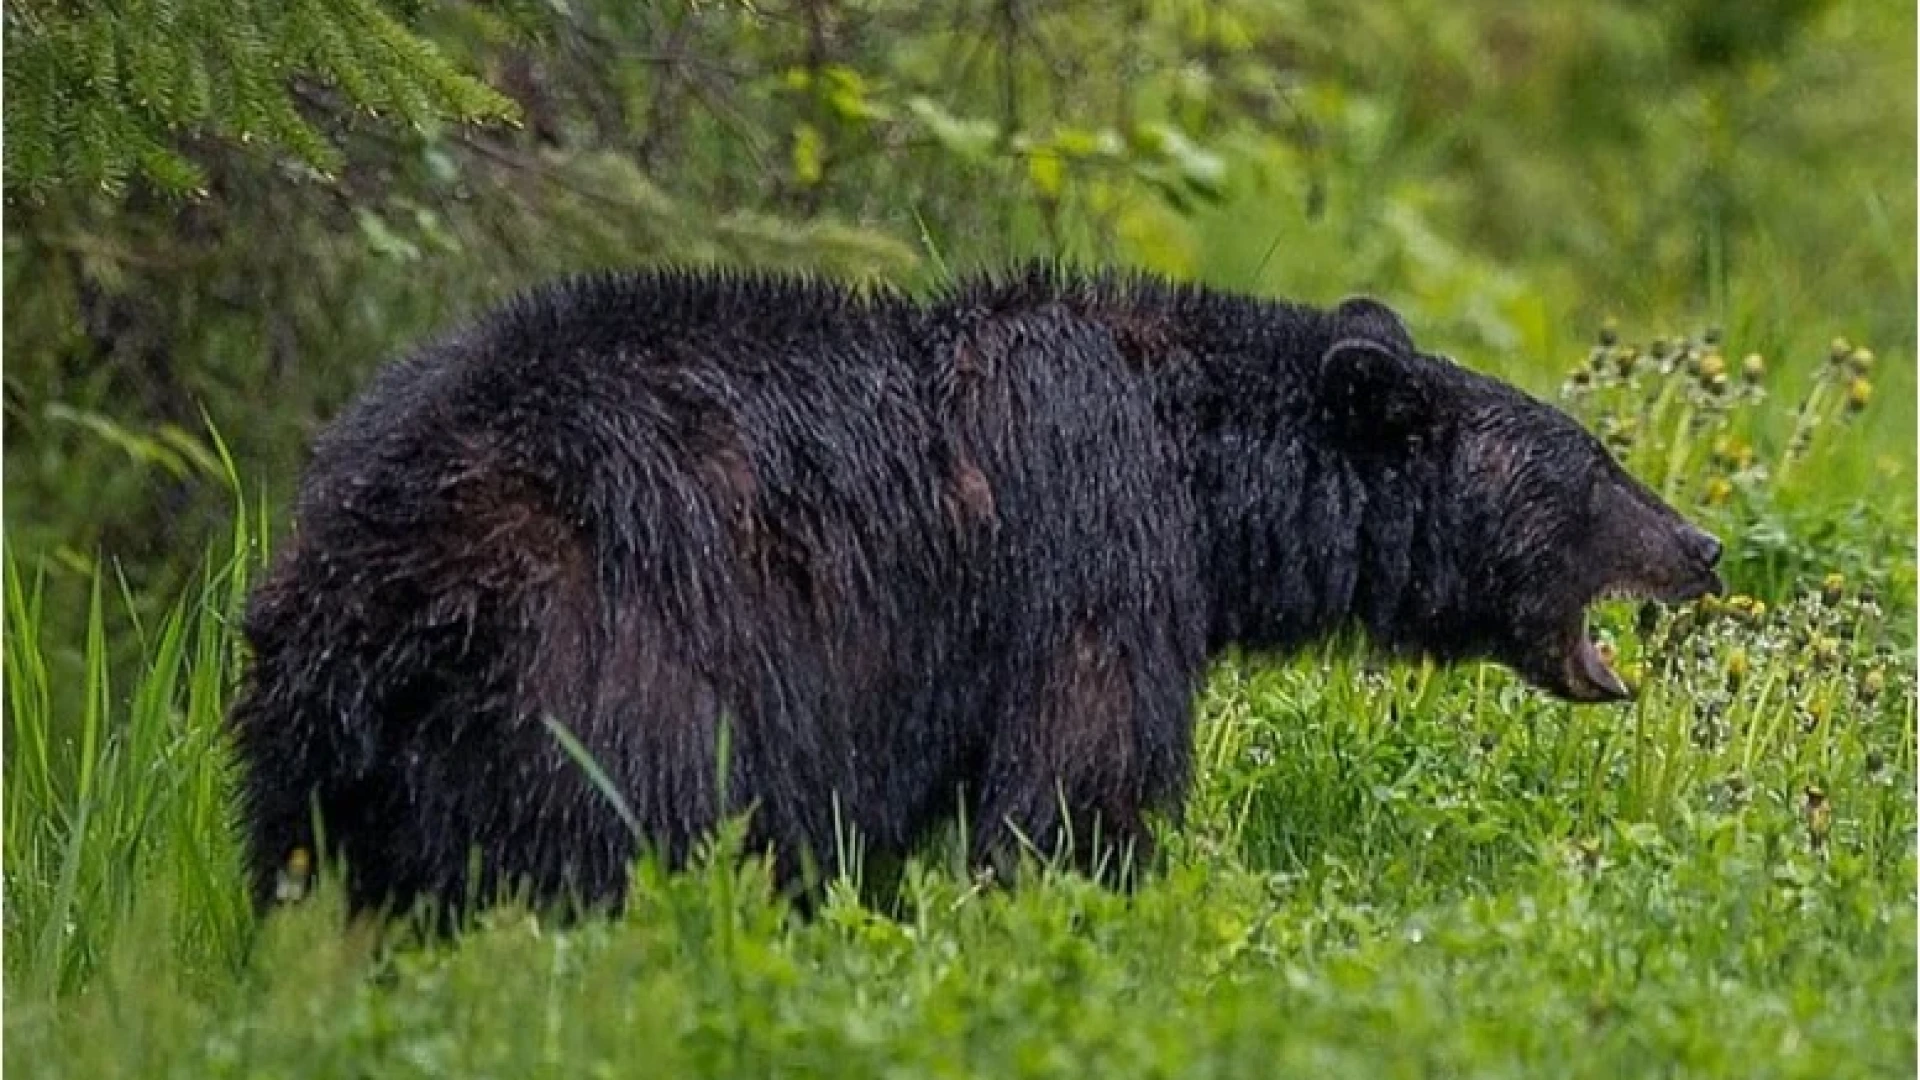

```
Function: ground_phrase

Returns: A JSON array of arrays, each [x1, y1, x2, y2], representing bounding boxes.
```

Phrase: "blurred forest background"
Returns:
[[5, 0, 1914, 644]]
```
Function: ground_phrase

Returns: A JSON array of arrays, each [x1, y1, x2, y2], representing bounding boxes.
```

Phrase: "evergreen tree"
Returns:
[[4, 0, 519, 198]]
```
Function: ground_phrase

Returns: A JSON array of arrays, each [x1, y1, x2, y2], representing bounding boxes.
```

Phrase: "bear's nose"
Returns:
[[1682, 526, 1722, 568]]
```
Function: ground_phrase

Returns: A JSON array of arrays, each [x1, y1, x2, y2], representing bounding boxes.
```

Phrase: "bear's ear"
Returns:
[[1319, 337, 1435, 448], [1335, 296, 1414, 351]]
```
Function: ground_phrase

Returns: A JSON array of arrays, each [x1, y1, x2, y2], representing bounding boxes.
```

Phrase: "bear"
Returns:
[[227, 264, 1725, 918]]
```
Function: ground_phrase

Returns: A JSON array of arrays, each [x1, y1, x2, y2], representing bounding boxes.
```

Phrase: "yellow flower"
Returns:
[[1711, 437, 1754, 470], [276, 846, 313, 904], [1725, 648, 1749, 680], [1804, 786, 1831, 849]]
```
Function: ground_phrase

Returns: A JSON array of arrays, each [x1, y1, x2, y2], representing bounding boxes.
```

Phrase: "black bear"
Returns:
[[229, 265, 1724, 917]]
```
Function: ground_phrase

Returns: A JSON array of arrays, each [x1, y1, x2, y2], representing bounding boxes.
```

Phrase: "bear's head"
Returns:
[[1320, 298, 1725, 703]]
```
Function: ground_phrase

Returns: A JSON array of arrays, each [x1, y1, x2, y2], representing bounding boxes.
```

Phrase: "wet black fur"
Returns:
[[230, 263, 1712, 917]]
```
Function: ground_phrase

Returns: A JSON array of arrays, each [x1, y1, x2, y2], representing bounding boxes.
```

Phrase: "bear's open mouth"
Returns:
[[1558, 575, 1723, 703]]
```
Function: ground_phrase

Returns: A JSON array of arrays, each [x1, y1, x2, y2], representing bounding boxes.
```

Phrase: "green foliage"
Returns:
[[3, 446, 1912, 1074], [7, 0, 1911, 639], [1, 3, 1913, 1073], [3, 457, 259, 999], [4, 0, 519, 197], [1556, 324, 1915, 602]]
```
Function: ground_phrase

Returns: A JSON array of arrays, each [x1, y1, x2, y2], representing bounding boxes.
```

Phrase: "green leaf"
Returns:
[[1135, 121, 1227, 198], [1028, 151, 1064, 199], [355, 208, 423, 262], [823, 65, 892, 123], [906, 96, 999, 160], [1052, 126, 1125, 159], [792, 122, 825, 185]]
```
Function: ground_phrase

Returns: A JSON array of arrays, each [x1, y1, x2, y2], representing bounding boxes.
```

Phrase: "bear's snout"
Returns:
[[1678, 524, 1723, 571], [1669, 523, 1727, 600]]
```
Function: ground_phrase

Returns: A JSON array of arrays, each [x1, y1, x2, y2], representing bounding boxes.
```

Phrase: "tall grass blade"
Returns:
[[542, 714, 641, 842]]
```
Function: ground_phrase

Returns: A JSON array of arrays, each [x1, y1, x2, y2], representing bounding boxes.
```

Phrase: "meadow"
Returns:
[[6, 318, 1915, 1078], [4, 2, 1915, 1077]]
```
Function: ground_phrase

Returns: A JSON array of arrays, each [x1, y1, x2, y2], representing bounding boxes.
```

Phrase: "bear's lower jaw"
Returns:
[[1547, 570, 1724, 703], [1561, 632, 1632, 702]]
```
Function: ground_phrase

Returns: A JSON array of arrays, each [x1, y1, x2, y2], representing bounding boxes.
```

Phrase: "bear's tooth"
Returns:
[[1572, 636, 1631, 701]]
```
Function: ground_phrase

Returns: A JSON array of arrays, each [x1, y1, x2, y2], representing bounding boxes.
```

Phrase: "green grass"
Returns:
[[5, 1, 1912, 1074], [3, 314, 1914, 1078]]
